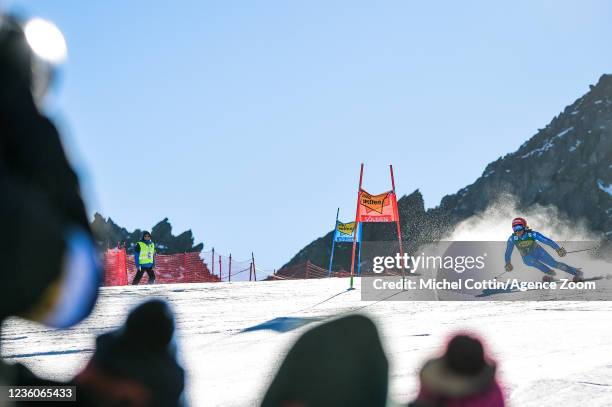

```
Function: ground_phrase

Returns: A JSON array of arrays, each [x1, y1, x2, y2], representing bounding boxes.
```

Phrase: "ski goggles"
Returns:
[[513, 225, 525, 232]]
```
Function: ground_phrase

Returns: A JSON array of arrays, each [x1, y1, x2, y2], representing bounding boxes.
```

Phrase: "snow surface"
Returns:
[[3, 276, 612, 406], [597, 179, 612, 196], [555, 127, 575, 138], [521, 127, 574, 159], [569, 140, 582, 152]]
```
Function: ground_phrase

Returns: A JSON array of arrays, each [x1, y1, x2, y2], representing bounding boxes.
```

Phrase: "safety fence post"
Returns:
[[211, 247, 215, 278], [228, 254, 232, 282], [251, 252, 257, 281]]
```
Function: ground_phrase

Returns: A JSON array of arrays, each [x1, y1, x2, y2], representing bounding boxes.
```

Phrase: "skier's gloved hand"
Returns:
[[75, 299, 185, 407], [556, 247, 567, 257], [504, 263, 513, 272]]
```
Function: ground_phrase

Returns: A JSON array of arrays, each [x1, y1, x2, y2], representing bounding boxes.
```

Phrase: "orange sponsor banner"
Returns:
[[357, 189, 399, 222]]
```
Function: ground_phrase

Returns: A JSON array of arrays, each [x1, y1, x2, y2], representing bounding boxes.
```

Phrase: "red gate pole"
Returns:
[[390, 164, 405, 289], [390, 164, 404, 257], [251, 252, 257, 281], [349, 163, 364, 289], [228, 254, 232, 282]]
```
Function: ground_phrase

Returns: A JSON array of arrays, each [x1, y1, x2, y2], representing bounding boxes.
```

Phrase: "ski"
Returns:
[[546, 275, 611, 284], [474, 275, 612, 298]]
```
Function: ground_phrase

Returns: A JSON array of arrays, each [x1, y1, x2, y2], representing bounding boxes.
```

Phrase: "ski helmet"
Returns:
[[512, 217, 527, 231]]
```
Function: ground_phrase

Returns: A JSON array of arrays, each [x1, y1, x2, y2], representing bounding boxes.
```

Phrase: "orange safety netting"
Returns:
[[103, 249, 220, 286], [269, 261, 351, 280]]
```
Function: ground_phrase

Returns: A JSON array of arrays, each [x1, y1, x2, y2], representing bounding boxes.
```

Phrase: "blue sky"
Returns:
[[7, 1, 612, 269]]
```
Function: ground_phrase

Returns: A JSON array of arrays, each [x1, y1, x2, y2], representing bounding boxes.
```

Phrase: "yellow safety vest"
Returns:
[[137, 241, 155, 265], [513, 232, 537, 256]]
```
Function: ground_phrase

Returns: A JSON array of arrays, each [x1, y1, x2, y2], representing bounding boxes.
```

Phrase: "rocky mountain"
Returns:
[[284, 74, 612, 270], [91, 213, 204, 254]]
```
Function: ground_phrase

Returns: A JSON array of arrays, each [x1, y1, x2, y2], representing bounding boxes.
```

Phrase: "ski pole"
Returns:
[[566, 247, 597, 254], [493, 270, 508, 280]]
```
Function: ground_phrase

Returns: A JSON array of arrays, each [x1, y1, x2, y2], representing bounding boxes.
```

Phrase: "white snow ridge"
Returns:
[[521, 127, 574, 158], [569, 140, 582, 152], [555, 127, 575, 138], [597, 179, 612, 196]]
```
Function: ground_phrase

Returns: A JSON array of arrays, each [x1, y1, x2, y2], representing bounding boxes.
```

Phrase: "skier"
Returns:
[[504, 217, 583, 282]]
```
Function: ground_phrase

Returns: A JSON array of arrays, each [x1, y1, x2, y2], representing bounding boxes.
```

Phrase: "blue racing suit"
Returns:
[[505, 230, 580, 275]]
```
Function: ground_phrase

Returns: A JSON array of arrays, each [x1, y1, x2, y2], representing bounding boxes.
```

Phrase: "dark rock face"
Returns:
[[91, 213, 204, 254], [284, 74, 612, 270], [445, 74, 612, 232]]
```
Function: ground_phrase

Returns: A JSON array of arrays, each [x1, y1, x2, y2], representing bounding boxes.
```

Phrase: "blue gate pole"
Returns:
[[327, 207, 340, 277]]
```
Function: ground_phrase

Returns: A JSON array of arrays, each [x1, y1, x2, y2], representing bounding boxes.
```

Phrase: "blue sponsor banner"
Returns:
[[334, 221, 360, 242]]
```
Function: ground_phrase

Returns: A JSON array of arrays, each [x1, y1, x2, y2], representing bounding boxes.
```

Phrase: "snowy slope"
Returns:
[[3, 277, 612, 406]]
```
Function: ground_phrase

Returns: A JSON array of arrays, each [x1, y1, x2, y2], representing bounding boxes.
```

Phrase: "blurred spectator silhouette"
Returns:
[[0, 11, 103, 402], [261, 314, 389, 407], [408, 334, 505, 407], [0, 15, 184, 402], [76, 299, 185, 407]]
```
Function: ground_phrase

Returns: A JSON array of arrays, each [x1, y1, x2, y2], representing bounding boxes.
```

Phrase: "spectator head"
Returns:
[[419, 333, 497, 399], [261, 314, 388, 407], [123, 299, 175, 352]]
